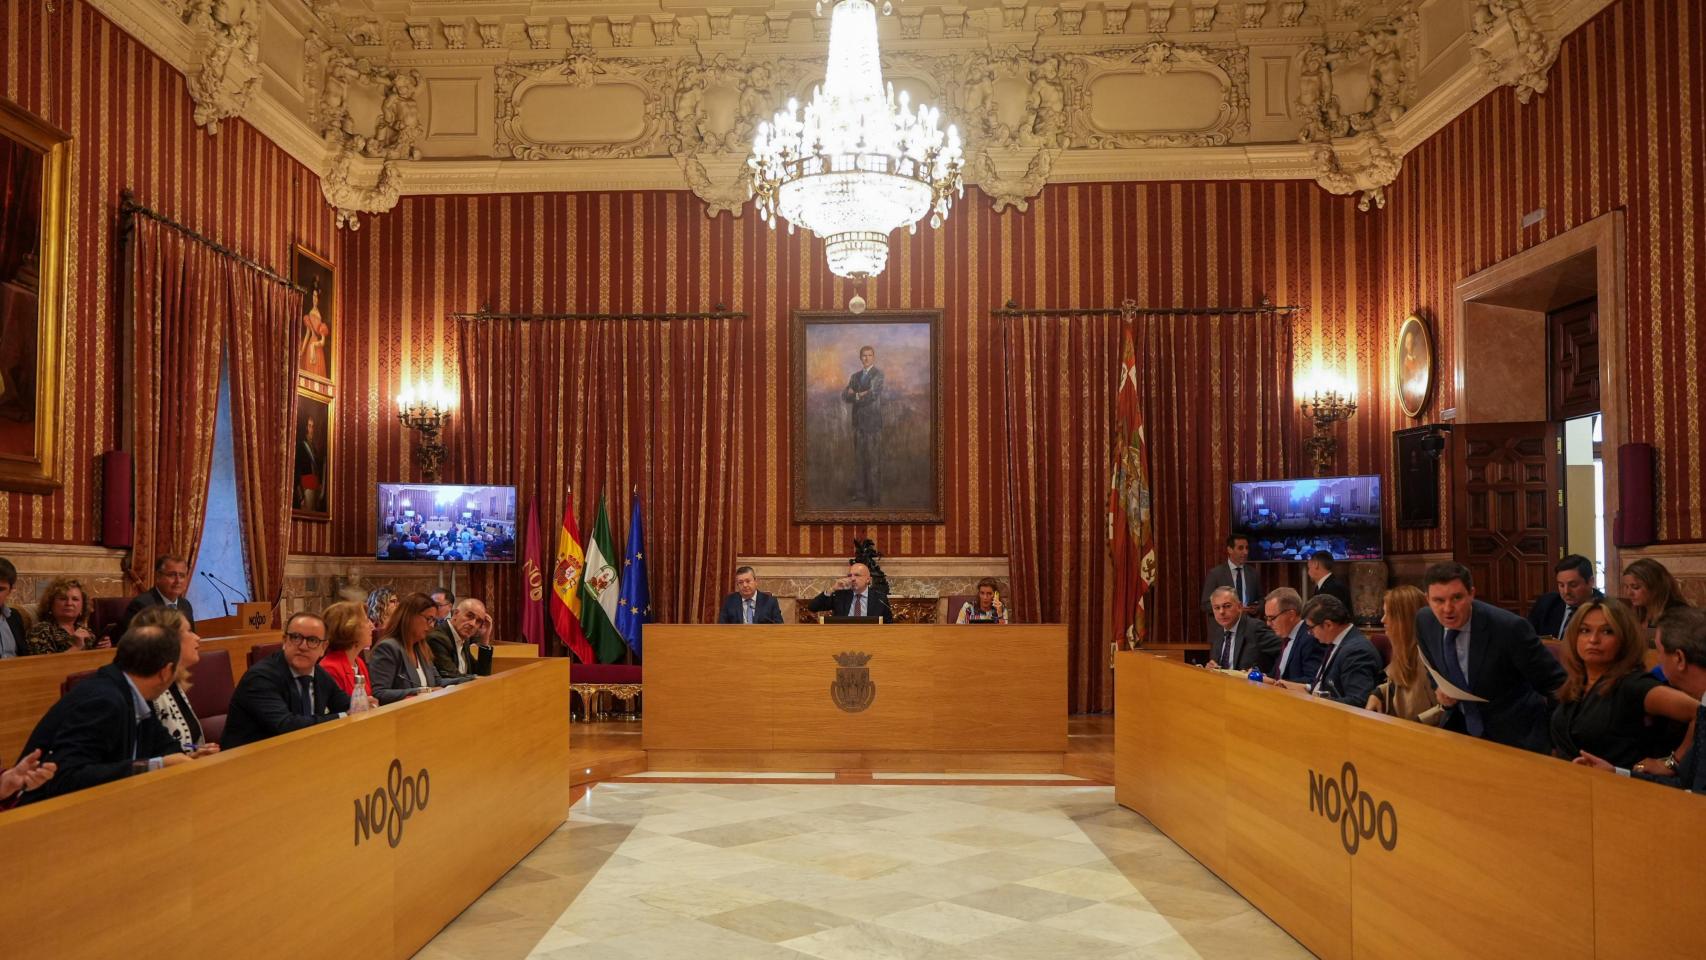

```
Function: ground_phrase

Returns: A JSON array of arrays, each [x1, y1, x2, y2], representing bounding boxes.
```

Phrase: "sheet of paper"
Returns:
[[1424, 661, 1488, 703]]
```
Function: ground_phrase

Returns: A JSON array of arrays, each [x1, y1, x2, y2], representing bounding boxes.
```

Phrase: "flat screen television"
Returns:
[[376, 483, 518, 563], [1229, 474, 1383, 561]]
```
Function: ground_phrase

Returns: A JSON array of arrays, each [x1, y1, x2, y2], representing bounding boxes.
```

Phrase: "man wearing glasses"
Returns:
[[1267, 595, 1382, 706], [219, 612, 352, 749], [1264, 588, 1326, 684], [427, 598, 497, 680]]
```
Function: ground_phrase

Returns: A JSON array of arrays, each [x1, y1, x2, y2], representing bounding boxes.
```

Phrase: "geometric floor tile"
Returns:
[[415, 784, 1312, 959]]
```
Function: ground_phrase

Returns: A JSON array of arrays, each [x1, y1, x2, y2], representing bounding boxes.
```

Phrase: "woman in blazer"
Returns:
[[367, 592, 442, 703], [319, 601, 380, 708], [1367, 586, 1441, 724]]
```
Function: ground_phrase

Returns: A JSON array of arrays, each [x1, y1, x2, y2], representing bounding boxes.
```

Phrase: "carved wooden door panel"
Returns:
[[1549, 298, 1599, 421], [1453, 422, 1561, 615]]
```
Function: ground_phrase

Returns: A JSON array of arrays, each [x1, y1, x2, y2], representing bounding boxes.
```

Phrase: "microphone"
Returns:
[[199, 571, 244, 616]]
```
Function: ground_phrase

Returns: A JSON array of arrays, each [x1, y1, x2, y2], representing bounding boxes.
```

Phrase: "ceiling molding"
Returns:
[[82, 0, 1618, 220]]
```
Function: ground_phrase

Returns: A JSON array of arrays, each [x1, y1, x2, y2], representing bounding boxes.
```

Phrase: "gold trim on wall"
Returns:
[[0, 96, 70, 494]]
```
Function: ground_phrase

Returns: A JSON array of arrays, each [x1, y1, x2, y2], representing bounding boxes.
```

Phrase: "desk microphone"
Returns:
[[199, 570, 247, 616]]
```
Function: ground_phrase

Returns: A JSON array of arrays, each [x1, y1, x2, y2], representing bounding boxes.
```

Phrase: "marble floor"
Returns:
[[416, 780, 1310, 960]]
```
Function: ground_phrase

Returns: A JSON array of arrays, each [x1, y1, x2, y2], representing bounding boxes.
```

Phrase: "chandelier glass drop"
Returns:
[[748, 0, 964, 281]]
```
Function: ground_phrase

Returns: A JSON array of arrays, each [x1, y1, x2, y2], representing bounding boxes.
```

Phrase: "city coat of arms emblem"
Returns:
[[830, 651, 876, 713]]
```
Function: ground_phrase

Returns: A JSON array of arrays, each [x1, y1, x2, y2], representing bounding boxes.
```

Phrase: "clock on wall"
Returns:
[[1396, 313, 1434, 419]]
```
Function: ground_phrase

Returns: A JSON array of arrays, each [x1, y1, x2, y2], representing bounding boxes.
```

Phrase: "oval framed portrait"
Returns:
[[1396, 313, 1434, 419]]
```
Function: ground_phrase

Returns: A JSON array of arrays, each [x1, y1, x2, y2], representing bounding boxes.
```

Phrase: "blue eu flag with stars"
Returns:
[[616, 489, 650, 658]]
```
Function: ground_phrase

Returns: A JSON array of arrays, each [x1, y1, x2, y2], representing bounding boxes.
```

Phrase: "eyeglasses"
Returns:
[[283, 632, 327, 648], [1262, 614, 1281, 623]]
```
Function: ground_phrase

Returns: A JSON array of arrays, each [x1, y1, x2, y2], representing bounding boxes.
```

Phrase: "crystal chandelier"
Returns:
[[749, 0, 964, 281]]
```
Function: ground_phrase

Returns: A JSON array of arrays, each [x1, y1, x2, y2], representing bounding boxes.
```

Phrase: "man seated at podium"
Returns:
[[718, 566, 783, 624], [220, 612, 352, 749], [1269, 595, 1382, 706], [1205, 586, 1283, 673], [118, 554, 195, 635], [805, 562, 892, 621]]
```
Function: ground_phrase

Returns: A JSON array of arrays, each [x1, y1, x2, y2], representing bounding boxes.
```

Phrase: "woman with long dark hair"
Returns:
[[366, 592, 442, 702]]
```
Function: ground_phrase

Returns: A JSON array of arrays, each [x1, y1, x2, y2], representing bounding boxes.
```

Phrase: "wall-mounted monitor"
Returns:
[[376, 483, 518, 563], [1229, 474, 1383, 561]]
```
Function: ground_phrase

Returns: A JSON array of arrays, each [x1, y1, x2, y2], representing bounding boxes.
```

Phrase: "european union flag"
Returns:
[[615, 488, 650, 658]]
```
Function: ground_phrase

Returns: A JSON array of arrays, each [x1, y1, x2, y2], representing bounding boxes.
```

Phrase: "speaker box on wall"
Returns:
[[1394, 427, 1442, 529], [101, 450, 133, 549], [1613, 442, 1655, 548]]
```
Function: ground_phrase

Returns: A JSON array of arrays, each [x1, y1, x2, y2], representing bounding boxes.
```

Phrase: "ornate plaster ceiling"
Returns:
[[92, 0, 1610, 226]]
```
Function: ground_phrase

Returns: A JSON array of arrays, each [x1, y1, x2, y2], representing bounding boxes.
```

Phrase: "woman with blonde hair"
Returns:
[[130, 606, 218, 755], [23, 577, 104, 655], [367, 592, 442, 702], [1552, 598, 1696, 769], [1621, 558, 1690, 630], [1367, 585, 1439, 723], [319, 601, 380, 709]]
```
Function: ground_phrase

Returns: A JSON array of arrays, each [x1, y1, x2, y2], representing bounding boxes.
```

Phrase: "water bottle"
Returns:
[[350, 671, 371, 713]]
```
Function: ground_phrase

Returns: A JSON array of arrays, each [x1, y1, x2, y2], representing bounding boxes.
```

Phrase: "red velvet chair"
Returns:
[[570, 663, 642, 721], [247, 641, 282, 668], [185, 650, 235, 745], [944, 594, 977, 622], [1368, 631, 1392, 668], [60, 669, 99, 696], [91, 596, 131, 646]]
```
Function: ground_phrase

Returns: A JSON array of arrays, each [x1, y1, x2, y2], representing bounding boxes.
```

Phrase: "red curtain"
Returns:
[[125, 218, 300, 602], [1003, 312, 1294, 712], [453, 316, 741, 649]]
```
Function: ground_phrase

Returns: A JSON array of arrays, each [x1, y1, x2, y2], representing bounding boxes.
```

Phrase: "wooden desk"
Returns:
[[488, 641, 542, 674], [0, 660, 573, 960], [1115, 652, 1706, 959], [644, 624, 1067, 771], [1, 631, 280, 761]]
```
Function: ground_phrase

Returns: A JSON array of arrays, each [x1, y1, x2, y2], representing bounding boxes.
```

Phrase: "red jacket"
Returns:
[[318, 651, 372, 697]]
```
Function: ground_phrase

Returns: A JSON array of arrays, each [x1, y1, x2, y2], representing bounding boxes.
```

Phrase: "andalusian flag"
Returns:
[[550, 490, 594, 664], [580, 494, 627, 663], [1109, 317, 1157, 648], [615, 489, 650, 658]]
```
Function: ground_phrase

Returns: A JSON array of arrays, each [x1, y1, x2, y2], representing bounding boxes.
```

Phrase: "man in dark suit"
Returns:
[[426, 598, 496, 679], [220, 612, 352, 749], [1264, 587, 1327, 683], [718, 566, 784, 624], [1201, 536, 1262, 638], [805, 562, 893, 621], [1306, 551, 1354, 613], [1205, 586, 1284, 674], [843, 345, 885, 505], [1273, 595, 1383, 706], [1415, 562, 1566, 753], [1577, 607, 1706, 788], [118, 554, 195, 635], [1526, 554, 1603, 638], [17, 625, 213, 803], [0, 556, 25, 659]]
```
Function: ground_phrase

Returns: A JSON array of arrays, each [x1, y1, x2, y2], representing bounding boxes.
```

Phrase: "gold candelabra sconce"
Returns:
[[1299, 376, 1358, 478], [396, 380, 455, 483]]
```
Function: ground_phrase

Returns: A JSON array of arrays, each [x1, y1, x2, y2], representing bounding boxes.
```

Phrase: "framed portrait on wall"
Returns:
[[792, 310, 943, 524], [292, 244, 334, 391], [1396, 313, 1434, 419], [292, 388, 332, 521]]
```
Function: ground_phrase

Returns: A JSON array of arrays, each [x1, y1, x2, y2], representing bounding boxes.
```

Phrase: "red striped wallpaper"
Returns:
[[1379, 0, 1706, 546], [329, 183, 1392, 561], [0, 1, 333, 547]]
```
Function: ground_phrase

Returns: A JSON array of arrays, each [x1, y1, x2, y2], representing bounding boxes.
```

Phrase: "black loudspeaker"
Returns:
[[101, 450, 133, 549], [1613, 442, 1655, 548]]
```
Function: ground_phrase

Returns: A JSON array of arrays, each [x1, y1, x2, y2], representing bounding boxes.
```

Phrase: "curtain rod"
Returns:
[[117, 190, 304, 292], [994, 298, 1299, 317], [451, 306, 745, 322]]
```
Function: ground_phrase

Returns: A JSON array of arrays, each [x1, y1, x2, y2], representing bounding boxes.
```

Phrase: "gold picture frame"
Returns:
[[0, 96, 71, 493], [292, 387, 333, 521], [291, 244, 335, 391], [1396, 313, 1434, 420]]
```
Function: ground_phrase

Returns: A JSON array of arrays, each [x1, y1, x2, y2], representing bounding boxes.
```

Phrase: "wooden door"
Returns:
[[1548, 298, 1599, 420], [1453, 422, 1561, 615]]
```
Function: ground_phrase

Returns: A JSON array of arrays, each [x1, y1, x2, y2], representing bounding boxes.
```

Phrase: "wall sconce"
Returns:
[[1298, 371, 1358, 478], [396, 380, 455, 482]]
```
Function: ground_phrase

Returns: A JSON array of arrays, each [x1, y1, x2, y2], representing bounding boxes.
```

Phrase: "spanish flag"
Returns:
[[550, 490, 594, 663]]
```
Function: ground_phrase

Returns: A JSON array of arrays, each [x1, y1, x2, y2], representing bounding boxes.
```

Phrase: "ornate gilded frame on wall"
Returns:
[[1396, 312, 1434, 419], [791, 310, 943, 524], [0, 96, 70, 494]]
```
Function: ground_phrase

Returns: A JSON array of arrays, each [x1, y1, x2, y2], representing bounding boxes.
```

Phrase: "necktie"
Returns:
[[1440, 628, 1485, 736], [1220, 630, 1234, 665], [855, 594, 865, 617], [744, 599, 754, 624], [1277, 636, 1294, 677], [1233, 567, 1245, 604], [1560, 606, 1574, 637], [1311, 644, 1334, 692], [296, 676, 315, 718]]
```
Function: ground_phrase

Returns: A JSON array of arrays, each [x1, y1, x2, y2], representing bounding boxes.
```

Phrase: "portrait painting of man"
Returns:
[[793, 311, 941, 523], [293, 389, 332, 520]]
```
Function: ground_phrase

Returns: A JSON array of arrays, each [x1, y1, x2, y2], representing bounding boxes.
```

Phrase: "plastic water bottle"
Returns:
[[350, 671, 371, 713]]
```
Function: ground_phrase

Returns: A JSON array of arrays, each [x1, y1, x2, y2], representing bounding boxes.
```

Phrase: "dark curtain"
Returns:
[[125, 218, 301, 601], [453, 316, 741, 651], [1003, 311, 1294, 712]]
